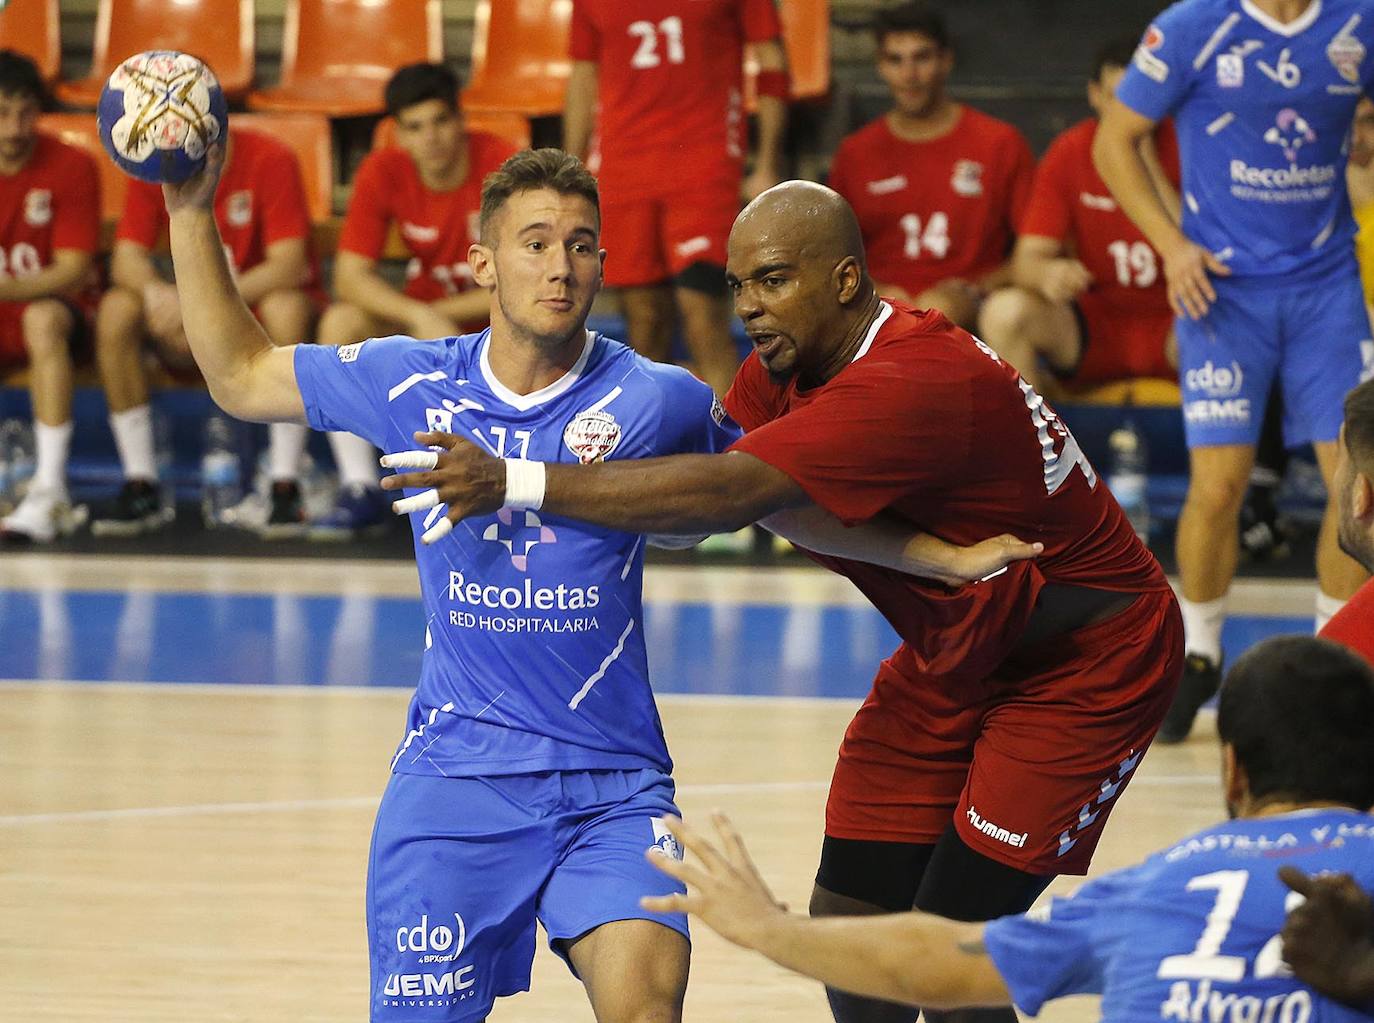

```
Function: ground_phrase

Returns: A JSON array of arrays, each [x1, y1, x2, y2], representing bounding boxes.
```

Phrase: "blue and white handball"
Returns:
[[97, 51, 228, 183]]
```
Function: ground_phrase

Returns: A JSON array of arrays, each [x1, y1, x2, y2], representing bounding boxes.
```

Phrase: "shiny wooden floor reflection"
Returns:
[[0, 554, 1283, 1022]]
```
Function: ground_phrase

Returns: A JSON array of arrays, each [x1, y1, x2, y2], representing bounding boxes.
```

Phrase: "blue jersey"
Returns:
[[294, 330, 740, 778], [985, 808, 1374, 1022], [1116, 0, 1374, 279]]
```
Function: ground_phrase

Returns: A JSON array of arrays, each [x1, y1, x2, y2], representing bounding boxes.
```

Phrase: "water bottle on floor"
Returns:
[[1107, 419, 1151, 543], [201, 415, 242, 527]]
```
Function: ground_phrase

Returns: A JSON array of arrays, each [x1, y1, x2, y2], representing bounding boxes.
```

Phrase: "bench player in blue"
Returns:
[[640, 634, 1374, 1022], [1093, 0, 1374, 742], [157, 145, 1039, 1022]]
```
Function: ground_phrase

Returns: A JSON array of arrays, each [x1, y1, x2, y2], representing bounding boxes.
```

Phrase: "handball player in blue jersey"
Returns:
[[1094, 0, 1374, 742], [641, 634, 1374, 1023], [157, 145, 1038, 1022]]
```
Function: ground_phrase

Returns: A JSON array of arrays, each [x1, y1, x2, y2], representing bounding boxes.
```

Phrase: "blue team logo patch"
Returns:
[[483, 508, 556, 571], [1134, 24, 1169, 83], [337, 341, 365, 363], [650, 817, 684, 861], [1328, 27, 1366, 84], [1263, 109, 1316, 163]]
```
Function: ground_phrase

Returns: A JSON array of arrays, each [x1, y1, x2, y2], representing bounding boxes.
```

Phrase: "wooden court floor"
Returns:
[[0, 556, 1271, 1022]]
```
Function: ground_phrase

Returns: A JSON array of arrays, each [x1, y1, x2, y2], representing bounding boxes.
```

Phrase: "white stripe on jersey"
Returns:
[[388, 370, 448, 403], [1206, 112, 1236, 135], [1193, 12, 1241, 69], [586, 385, 624, 413], [568, 618, 636, 710]]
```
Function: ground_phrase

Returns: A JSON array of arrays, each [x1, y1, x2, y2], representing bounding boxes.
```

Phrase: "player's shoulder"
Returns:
[[957, 106, 1032, 153], [1048, 117, 1099, 158], [31, 131, 98, 176], [467, 130, 520, 173], [332, 332, 471, 378], [1143, 0, 1229, 45], [594, 333, 716, 405], [837, 115, 892, 154], [356, 146, 417, 185]]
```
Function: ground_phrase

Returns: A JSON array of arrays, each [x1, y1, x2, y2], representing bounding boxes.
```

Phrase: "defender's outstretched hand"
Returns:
[[163, 142, 227, 216], [1279, 866, 1374, 1006], [380, 431, 507, 543], [640, 813, 787, 951]]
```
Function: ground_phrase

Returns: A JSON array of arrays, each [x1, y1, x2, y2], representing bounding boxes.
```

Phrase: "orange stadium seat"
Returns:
[[745, 0, 831, 109], [462, 0, 572, 118], [56, 0, 255, 108], [232, 113, 334, 224], [36, 112, 127, 232], [0, 0, 61, 86], [249, 0, 443, 118], [370, 110, 532, 153]]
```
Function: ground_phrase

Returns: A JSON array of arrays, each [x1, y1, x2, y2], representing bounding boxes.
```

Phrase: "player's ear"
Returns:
[[469, 242, 495, 288], [1356, 469, 1374, 521], [1221, 743, 1247, 818], [832, 256, 863, 304]]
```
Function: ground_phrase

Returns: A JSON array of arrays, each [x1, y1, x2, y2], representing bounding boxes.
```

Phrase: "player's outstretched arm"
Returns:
[[641, 813, 1011, 1010], [1279, 866, 1374, 1007], [762, 504, 1042, 586], [163, 145, 306, 425], [381, 430, 807, 543]]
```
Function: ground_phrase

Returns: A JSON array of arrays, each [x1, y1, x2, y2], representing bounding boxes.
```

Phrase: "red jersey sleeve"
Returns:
[[569, 0, 600, 61], [722, 355, 784, 432], [1018, 131, 1074, 240], [50, 148, 100, 254], [1005, 128, 1036, 230], [729, 361, 975, 525], [115, 179, 169, 250], [337, 151, 394, 260], [741, 0, 783, 43], [257, 144, 311, 247]]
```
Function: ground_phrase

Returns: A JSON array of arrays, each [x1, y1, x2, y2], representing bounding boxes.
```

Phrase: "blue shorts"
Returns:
[[366, 768, 688, 1022], [1175, 261, 1374, 448]]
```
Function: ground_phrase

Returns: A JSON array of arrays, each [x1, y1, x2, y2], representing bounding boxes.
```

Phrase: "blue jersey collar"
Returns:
[[479, 329, 597, 411]]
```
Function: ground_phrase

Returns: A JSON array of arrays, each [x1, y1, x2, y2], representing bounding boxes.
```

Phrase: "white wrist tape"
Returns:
[[503, 459, 546, 510]]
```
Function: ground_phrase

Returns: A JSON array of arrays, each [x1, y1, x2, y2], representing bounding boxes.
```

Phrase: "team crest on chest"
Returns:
[[226, 190, 252, 227], [1328, 23, 1366, 84], [23, 189, 51, 227], [563, 409, 622, 464], [950, 160, 984, 197]]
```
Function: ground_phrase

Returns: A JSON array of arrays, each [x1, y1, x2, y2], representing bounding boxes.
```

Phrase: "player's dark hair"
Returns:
[[479, 148, 600, 242], [384, 62, 460, 119], [1218, 636, 1374, 810], [0, 49, 49, 108], [1092, 34, 1142, 81], [873, 3, 950, 51], [1344, 377, 1374, 471]]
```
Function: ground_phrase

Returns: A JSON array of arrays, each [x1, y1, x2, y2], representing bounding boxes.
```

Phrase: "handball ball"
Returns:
[[97, 51, 227, 183]]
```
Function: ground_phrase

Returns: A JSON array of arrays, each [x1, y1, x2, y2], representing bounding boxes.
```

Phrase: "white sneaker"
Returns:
[[0, 487, 87, 543]]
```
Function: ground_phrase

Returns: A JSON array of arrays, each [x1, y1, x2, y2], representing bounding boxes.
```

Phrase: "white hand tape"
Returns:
[[392, 489, 441, 515], [422, 517, 454, 545], [380, 450, 440, 470]]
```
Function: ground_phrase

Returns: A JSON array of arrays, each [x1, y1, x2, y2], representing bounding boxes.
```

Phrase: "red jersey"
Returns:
[[1320, 578, 1374, 664], [570, 0, 782, 199], [1020, 118, 1179, 316], [725, 300, 1169, 680], [0, 133, 99, 302], [118, 128, 313, 282], [827, 108, 1035, 296], [339, 131, 517, 303]]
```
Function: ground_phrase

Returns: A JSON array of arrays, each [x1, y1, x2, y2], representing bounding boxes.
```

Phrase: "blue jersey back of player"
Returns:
[[1116, 0, 1374, 279], [985, 808, 1374, 1022], [294, 330, 738, 778]]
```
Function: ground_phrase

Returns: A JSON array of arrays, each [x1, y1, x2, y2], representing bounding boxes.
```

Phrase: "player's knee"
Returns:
[[96, 288, 146, 351], [809, 883, 882, 919], [318, 302, 372, 346], [977, 287, 1041, 347], [256, 288, 313, 346], [1186, 470, 1249, 515], [21, 301, 73, 358]]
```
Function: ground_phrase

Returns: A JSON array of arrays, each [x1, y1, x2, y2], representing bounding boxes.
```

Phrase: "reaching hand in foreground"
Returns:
[[1279, 866, 1374, 1006]]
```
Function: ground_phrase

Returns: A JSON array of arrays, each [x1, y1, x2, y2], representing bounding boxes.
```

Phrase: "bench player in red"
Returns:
[[563, 0, 788, 397], [313, 62, 517, 539], [978, 37, 1179, 395], [0, 50, 99, 544], [92, 119, 320, 538], [827, 3, 1034, 332], [383, 181, 1186, 1023]]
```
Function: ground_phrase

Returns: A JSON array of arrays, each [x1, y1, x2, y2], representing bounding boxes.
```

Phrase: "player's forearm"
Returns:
[[234, 247, 310, 308], [0, 252, 92, 302], [563, 61, 599, 162], [541, 451, 804, 534], [167, 209, 277, 412], [335, 259, 429, 326], [1093, 122, 1187, 255], [431, 290, 492, 324], [109, 243, 162, 293], [753, 95, 787, 177], [762, 505, 965, 584], [1139, 135, 1182, 224], [744, 911, 1008, 1010]]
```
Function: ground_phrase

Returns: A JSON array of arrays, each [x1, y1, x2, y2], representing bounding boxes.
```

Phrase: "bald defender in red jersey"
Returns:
[[978, 38, 1179, 395], [826, 3, 1034, 332], [389, 180, 1185, 1023], [564, 0, 788, 397]]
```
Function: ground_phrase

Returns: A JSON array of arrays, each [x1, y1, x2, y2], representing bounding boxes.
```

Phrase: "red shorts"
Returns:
[[1072, 294, 1174, 384], [826, 587, 1184, 875], [0, 297, 92, 368], [600, 181, 739, 288]]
